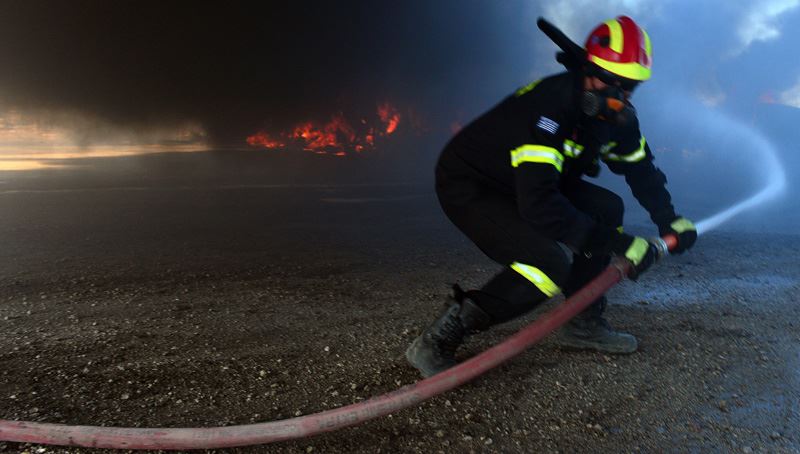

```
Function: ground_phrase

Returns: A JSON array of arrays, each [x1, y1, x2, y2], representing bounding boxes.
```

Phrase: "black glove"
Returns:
[[658, 216, 697, 254], [610, 233, 659, 280]]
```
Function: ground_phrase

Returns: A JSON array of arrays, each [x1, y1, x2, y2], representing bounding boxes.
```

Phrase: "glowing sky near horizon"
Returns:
[[0, 110, 209, 170]]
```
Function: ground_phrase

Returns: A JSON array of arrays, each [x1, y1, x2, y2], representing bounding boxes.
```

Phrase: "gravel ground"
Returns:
[[0, 154, 798, 453]]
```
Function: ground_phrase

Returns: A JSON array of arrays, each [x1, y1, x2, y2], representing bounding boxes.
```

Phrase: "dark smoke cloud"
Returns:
[[0, 0, 518, 145], [2, 1, 797, 159]]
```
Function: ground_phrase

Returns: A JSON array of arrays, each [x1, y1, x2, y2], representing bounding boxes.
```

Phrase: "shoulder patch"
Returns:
[[536, 116, 559, 135]]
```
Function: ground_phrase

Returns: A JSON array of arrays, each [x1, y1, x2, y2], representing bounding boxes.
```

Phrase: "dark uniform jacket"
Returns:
[[437, 71, 676, 253]]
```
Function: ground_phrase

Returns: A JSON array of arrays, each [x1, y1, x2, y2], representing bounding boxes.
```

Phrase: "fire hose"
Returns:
[[0, 235, 677, 450]]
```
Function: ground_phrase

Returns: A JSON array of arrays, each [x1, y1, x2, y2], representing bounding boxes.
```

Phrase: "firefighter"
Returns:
[[406, 16, 697, 378]]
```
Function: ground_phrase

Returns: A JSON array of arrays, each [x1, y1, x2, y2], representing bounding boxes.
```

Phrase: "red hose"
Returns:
[[663, 234, 678, 251], [0, 240, 667, 450]]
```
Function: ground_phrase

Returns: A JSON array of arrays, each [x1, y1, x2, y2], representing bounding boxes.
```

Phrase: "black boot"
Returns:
[[405, 295, 491, 378], [553, 297, 638, 354]]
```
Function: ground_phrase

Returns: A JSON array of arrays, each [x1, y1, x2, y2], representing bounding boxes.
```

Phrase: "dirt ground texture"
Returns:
[[0, 155, 798, 453]]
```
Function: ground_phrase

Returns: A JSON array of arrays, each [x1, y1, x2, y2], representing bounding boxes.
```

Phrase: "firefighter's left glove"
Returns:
[[611, 234, 659, 281], [658, 216, 697, 254]]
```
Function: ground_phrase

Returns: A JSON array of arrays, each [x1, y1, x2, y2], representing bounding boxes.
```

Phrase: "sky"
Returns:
[[0, 0, 798, 211]]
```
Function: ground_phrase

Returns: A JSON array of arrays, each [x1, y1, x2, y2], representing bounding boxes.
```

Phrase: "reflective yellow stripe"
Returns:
[[562, 139, 584, 158], [642, 28, 652, 59], [600, 141, 618, 154], [510, 262, 561, 297], [589, 54, 651, 81], [670, 217, 695, 233], [510, 145, 564, 172], [625, 237, 650, 266], [605, 19, 623, 54], [603, 136, 646, 162], [515, 79, 541, 97]]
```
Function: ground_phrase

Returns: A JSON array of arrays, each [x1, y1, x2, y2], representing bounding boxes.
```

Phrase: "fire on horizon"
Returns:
[[246, 102, 402, 155]]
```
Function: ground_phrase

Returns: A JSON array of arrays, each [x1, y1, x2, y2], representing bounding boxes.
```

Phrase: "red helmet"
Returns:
[[585, 16, 652, 82]]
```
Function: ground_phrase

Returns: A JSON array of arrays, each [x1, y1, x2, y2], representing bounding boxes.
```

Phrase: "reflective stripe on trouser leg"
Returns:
[[510, 262, 561, 297], [472, 267, 560, 324]]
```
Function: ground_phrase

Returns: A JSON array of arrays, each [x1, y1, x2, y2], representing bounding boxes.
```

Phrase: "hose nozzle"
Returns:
[[649, 236, 670, 260]]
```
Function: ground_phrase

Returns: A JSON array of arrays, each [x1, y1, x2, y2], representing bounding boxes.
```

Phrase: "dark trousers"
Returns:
[[436, 167, 624, 324]]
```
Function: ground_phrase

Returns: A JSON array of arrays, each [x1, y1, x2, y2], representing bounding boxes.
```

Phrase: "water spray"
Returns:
[[691, 112, 786, 235], [653, 93, 787, 238]]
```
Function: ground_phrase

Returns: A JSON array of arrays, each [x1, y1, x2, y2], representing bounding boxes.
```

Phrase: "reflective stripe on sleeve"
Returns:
[[510, 145, 564, 172], [510, 262, 561, 297], [603, 136, 647, 162], [563, 139, 584, 158]]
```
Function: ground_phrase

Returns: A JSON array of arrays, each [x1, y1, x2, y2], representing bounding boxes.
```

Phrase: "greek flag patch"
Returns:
[[536, 116, 559, 135]]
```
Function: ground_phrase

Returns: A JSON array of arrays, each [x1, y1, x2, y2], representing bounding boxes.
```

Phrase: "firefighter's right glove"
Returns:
[[658, 216, 697, 254], [610, 234, 659, 280]]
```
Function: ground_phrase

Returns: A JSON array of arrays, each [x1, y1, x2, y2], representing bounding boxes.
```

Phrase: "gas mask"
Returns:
[[580, 84, 637, 126]]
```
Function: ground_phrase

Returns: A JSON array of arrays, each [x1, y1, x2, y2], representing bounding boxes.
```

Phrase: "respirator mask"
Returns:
[[581, 71, 639, 126]]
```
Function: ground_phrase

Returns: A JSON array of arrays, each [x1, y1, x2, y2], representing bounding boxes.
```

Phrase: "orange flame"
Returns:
[[246, 102, 404, 155], [377, 102, 400, 135], [291, 115, 358, 151], [246, 131, 284, 149], [292, 122, 334, 150]]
